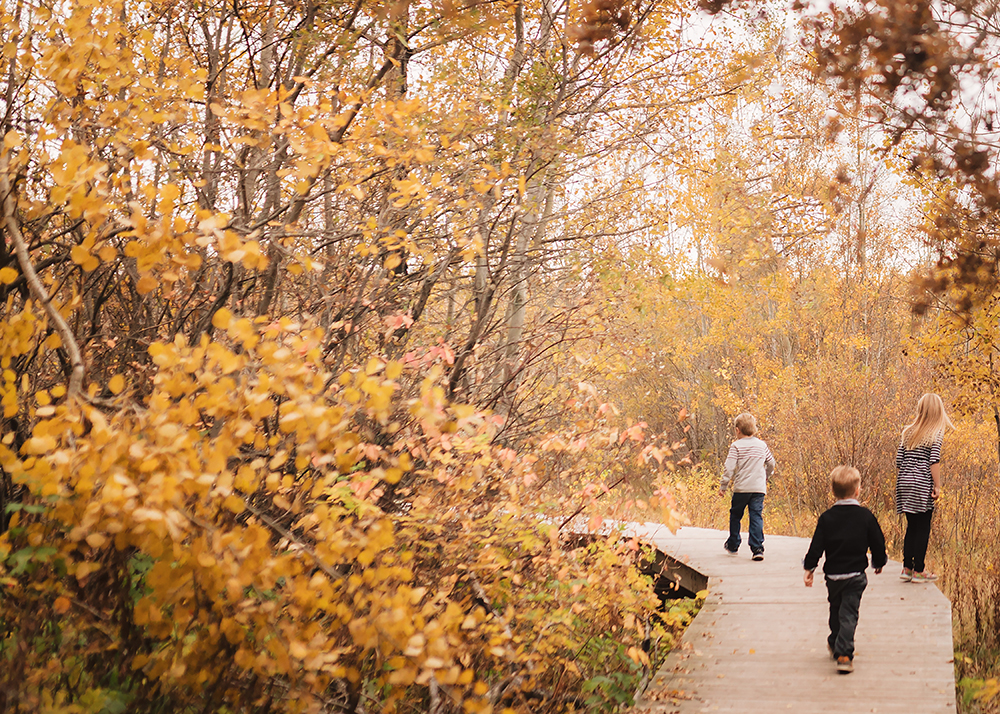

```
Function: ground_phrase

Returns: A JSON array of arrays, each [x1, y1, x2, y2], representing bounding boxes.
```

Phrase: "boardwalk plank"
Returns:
[[630, 525, 956, 714]]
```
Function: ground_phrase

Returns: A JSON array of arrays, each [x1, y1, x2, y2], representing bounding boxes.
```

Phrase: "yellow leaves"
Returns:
[[70, 244, 99, 272], [136, 275, 158, 294], [0, 267, 16, 284], [158, 183, 181, 213], [343, 387, 361, 404], [387, 667, 417, 685], [206, 342, 243, 375], [2, 130, 21, 150], [23, 435, 57, 455], [48, 141, 108, 221], [145, 560, 175, 593], [134, 597, 164, 626], [338, 182, 365, 200], [403, 633, 426, 657], [212, 308, 233, 330], [218, 230, 265, 270], [108, 374, 125, 395], [227, 317, 260, 351], [0, 293, 677, 714], [148, 340, 182, 369], [221, 617, 245, 645], [74, 561, 100, 581], [972, 678, 1000, 702], [390, 175, 429, 208]]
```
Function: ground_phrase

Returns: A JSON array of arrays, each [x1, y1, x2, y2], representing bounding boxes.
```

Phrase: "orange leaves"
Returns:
[[22, 434, 56, 455], [107, 374, 125, 395], [157, 182, 181, 213], [0, 0, 712, 702], [223, 495, 246, 514], [0, 323, 673, 710], [47, 141, 109, 221], [390, 174, 430, 208], [2, 130, 22, 150], [196, 215, 268, 271]]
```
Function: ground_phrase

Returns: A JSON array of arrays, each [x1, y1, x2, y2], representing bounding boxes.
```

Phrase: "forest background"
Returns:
[[1, 0, 999, 711]]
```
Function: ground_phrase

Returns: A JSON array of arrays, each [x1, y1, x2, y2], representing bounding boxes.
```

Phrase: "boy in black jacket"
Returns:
[[804, 465, 887, 674]]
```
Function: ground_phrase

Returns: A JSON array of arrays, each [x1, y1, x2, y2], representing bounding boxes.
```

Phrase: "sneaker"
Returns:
[[752, 552, 764, 561], [899, 568, 913, 582], [723, 545, 738, 556], [911, 571, 938, 583], [836, 656, 853, 674]]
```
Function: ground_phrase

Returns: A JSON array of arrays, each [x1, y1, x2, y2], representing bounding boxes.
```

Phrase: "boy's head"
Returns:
[[734, 412, 757, 436], [831, 465, 861, 499]]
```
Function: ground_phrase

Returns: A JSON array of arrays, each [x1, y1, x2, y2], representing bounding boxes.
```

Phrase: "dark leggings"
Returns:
[[902, 510, 934, 572]]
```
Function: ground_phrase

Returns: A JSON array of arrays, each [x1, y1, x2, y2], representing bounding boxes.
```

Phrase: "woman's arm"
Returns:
[[930, 462, 941, 499]]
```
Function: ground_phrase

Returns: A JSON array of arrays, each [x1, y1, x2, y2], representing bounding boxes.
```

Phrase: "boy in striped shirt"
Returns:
[[719, 412, 776, 561]]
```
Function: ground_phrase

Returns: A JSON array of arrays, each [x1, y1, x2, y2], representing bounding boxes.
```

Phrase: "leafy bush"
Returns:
[[0, 313, 685, 713]]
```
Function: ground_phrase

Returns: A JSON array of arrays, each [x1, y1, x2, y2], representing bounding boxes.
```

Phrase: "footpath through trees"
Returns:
[[631, 526, 955, 714]]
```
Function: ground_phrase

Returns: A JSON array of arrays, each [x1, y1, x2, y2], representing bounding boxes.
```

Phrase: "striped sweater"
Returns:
[[895, 437, 941, 514], [720, 436, 776, 494]]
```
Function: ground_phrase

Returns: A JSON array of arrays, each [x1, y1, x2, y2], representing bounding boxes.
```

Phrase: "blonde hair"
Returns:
[[901, 393, 954, 449], [831, 465, 861, 499], [734, 412, 757, 436]]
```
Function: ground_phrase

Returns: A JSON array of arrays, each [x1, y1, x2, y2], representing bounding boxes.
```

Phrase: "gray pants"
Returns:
[[826, 573, 867, 659]]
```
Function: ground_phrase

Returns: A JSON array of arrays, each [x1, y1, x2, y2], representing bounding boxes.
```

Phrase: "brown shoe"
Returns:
[[836, 656, 853, 674]]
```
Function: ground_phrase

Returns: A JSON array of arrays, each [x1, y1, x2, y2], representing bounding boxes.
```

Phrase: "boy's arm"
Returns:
[[803, 518, 825, 584], [869, 512, 888, 572], [719, 443, 738, 493], [765, 445, 776, 480]]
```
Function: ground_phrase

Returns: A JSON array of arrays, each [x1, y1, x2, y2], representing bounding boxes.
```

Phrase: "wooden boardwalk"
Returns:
[[630, 525, 956, 714]]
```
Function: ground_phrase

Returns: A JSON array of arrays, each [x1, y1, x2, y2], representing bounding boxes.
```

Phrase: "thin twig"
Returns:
[[0, 154, 85, 400]]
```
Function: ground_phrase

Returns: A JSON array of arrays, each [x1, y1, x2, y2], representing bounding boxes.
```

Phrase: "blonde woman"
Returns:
[[895, 393, 954, 583]]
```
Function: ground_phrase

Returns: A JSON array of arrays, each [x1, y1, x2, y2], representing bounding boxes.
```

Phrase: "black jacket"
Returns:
[[804, 503, 888, 576]]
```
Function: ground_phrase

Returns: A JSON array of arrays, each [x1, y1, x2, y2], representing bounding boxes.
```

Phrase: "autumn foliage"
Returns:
[[6, 0, 1000, 709], [0, 0, 706, 709], [0, 310, 683, 712]]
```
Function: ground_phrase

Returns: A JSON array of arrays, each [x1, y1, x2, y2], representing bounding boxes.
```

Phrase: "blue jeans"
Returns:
[[826, 573, 867, 659], [725, 492, 765, 554]]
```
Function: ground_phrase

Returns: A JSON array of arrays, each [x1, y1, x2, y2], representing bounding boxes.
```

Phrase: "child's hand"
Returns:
[[803, 570, 814, 587], [874, 567, 883, 575], [718, 488, 726, 497]]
